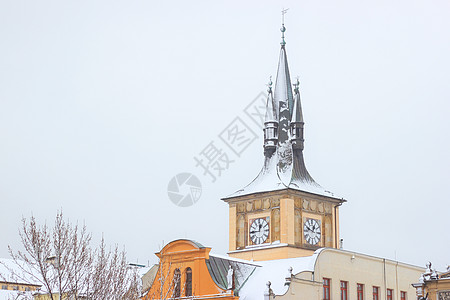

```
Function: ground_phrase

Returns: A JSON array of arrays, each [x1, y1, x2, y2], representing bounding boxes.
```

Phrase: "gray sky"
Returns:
[[1, 0, 449, 270]]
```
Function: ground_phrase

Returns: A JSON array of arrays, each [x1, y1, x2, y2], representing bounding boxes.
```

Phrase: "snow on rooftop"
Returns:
[[226, 155, 284, 197], [208, 253, 262, 267], [237, 250, 322, 300], [289, 178, 340, 199], [0, 290, 34, 300], [136, 266, 152, 277], [0, 259, 40, 286], [226, 152, 341, 200], [230, 179, 339, 199]]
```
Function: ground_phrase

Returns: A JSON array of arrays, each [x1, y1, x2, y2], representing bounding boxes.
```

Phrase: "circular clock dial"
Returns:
[[303, 218, 321, 245], [249, 218, 269, 245]]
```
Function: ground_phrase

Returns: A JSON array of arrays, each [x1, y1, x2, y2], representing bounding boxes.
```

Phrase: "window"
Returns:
[[401, 291, 406, 300], [12, 286, 18, 291], [387, 289, 393, 300], [341, 281, 348, 300], [357, 284, 364, 300], [323, 278, 331, 300], [173, 268, 181, 298], [185, 267, 192, 297], [373, 286, 379, 300], [25, 287, 31, 291], [1, 285, 7, 290]]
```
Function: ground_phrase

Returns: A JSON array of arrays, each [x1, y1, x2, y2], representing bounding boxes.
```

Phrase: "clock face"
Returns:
[[303, 218, 321, 245], [249, 218, 269, 245]]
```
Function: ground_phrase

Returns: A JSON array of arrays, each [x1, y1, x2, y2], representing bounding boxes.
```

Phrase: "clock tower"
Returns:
[[222, 24, 346, 261]]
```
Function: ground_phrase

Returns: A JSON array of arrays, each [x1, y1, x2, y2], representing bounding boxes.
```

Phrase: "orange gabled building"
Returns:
[[142, 239, 257, 300]]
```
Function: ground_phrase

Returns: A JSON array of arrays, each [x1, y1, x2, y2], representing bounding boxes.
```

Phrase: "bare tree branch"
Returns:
[[5, 211, 141, 300]]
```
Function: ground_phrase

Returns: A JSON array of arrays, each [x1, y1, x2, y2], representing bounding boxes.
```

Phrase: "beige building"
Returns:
[[279, 248, 422, 300], [226, 248, 423, 300]]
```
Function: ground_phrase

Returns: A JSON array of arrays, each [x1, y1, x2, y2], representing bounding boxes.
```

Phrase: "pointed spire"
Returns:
[[264, 76, 277, 122], [291, 78, 304, 151], [274, 23, 294, 144], [264, 77, 278, 157], [224, 20, 341, 201], [291, 78, 304, 124]]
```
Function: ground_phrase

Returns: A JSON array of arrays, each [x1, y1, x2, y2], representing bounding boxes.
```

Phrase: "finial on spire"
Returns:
[[281, 8, 289, 46], [267, 76, 273, 93], [294, 77, 299, 94]]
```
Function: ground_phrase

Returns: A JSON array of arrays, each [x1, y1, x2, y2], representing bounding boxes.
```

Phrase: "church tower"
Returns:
[[222, 23, 346, 261]]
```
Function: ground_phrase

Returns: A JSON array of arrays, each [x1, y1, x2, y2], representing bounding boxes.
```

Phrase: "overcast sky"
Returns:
[[0, 0, 449, 271]]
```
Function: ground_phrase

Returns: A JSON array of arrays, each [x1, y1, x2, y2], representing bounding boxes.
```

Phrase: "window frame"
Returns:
[[401, 291, 406, 300], [340, 281, 348, 300], [387, 288, 393, 300], [172, 268, 181, 298], [373, 286, 379, 300], [357, 283, 364, 300], [323, 278, 331, 300]]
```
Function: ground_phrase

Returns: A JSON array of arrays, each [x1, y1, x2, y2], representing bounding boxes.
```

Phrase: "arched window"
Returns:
[[173, 268, 181, 298], [185, 267, 192, 297]]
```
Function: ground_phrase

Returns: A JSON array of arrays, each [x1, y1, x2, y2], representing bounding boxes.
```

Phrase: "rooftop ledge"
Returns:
[[228, 242, 289, 254]]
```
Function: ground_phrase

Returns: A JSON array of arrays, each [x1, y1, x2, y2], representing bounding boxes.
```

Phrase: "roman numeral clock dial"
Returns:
[[303, 218, 321, 245], [249, 218, 269, 245]]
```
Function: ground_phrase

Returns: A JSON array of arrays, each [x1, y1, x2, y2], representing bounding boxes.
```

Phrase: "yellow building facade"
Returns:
[[413, 264, 450, 300], [224, 188, 343, 261]]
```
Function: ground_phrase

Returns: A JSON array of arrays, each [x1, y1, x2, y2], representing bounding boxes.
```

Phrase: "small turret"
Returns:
[[264, 78, 278, 157], [290, 79, 304, 150]]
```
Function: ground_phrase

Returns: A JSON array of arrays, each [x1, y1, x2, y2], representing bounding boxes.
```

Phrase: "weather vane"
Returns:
[[282, 8, 289, 24]]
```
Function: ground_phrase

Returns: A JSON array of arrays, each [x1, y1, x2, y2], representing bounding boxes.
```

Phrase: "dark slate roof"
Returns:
[[205, 254, 259, 294]]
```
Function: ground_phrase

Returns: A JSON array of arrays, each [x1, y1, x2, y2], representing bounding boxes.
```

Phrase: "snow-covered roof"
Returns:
[[136, 266, 152, 278], [238, 250, 321, 300], [0, 290, 34, 300], [224, 145, 342, 200], [0, 259, 40, 286], [206, 254, 259, 292]]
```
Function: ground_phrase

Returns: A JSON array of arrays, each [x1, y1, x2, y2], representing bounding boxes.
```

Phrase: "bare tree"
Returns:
[[3, 211, 141, 300], [144, 255, 187, 300]]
